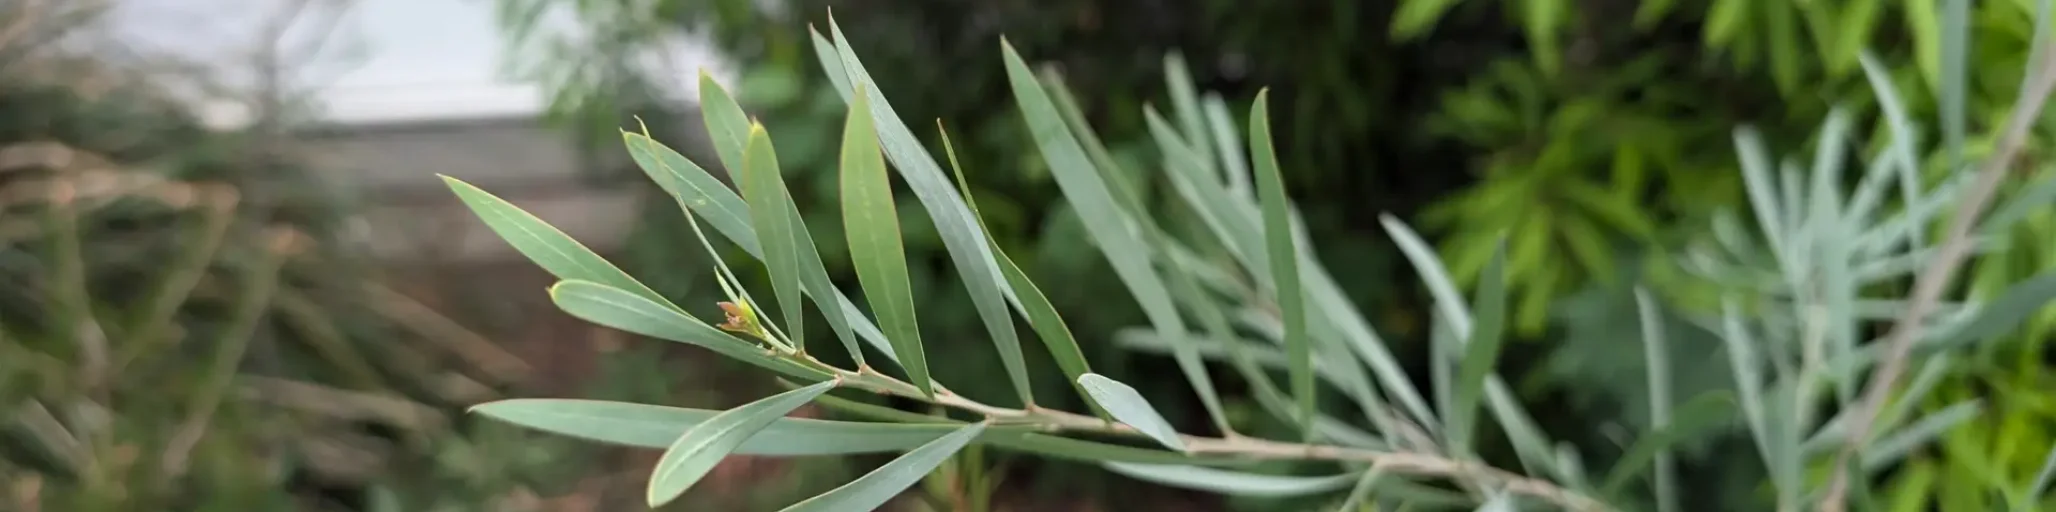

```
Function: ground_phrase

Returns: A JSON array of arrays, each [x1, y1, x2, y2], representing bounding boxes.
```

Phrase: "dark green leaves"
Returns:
[[1248, 90, 1314, 439], [840, 88, 929, 396], [779, 422, 989, 512], [647, 380, 839, 506]]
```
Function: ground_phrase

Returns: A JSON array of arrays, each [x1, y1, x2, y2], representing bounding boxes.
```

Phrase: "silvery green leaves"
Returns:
[[1671, 48, 2056, 509]]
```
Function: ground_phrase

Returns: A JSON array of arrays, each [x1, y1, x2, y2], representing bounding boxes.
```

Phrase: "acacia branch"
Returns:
[[1819, 42, 2056, 511], [826, 362, 1610, 511]]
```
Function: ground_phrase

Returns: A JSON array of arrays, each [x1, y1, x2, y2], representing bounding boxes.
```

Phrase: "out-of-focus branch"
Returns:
[[1818, 39, 2056, 512]]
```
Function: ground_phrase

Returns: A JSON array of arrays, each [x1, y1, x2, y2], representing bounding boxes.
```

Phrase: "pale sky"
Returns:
[[105, 0, 730, 126]]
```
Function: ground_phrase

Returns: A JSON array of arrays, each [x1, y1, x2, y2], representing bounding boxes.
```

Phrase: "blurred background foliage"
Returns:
[[0, 3, 586, 510], [496, 0, 2056, 509]]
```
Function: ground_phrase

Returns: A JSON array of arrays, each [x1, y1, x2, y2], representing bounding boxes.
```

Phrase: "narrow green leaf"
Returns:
[[471, 399, 963, 455], [646, 380, 839, 506], [1862, 400, 1982, 471], [736, 124, 810, 347], [1001, 39, 1230, 432], [807, 27, 854, 103], [1634, 288, 1680, 512], [1599, 392, 1735, 495], [2028, 0, 2055, 96], [822, 20, 1025, 402], [1334, 469, 1386, 511], [1449, 246, 1507, 454], [1856, 54, 1928, 247], [549, 280, 828, 381], [1732, 128, 1789, 270], [1391, 0, 1465, 39], [1202, 94, 1252, 196], [1705, 0, 1749, 46], [1381, 215, 1470, 329], [1831, 0, 1883, 74], [1939, 0, 1968, 166], [1078, 373, 1188, 451], [1867, 355, 1956, 449], [806, 383, 1234, 466], [1720, 301, 1780, 487], [780, 422, 989, 512], [2026, 444, 2056, 504], [699, 71, 753, 174], [1163, 53, 1214, 165], [1978, 175, 2056, 236], [442, 176, 667, 306], [1932, 271, 2056, 346], [1476, 492, 1517, 512], [941, 122, 1080, 413], [1380, 214, 1557, 471], [1103, 463, 1360, 497], [1041, 68, 1152, 219], [623, 127, 759, 252], [1248, 90, 1314, 437], [626, 122, 885, 364], [840, 88, 929, 396], [989, 433, 1226, 466]]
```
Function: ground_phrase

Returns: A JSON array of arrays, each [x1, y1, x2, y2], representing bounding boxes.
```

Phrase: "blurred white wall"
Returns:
[[105, 0, 732, 127]]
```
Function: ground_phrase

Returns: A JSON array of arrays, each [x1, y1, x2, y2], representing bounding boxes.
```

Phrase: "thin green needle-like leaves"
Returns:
[[736, 124, 810, 348], [1163, 52, 1214, 168], [821, 21, 1026, 399], [442, 176, 669, 308], [1001, 38, 1231, 433], [1248, 89, 1313, 438], [1720, 301, 1795, 496], [699, 71, 753, 176], [1202, 94, 1252, 196], [1379, 215, 1556, 472], [698, 75, 864, 362], [780, 422, 989, 512], [1635, 288, 1680, 512], [840, 88, 930, 396], [1334, 469, 1386, 511], [1449, 246, 1508, 454], [2026, 444, 2056, 505], [1599, 392, 1735, 496], [549, 280, 827, 382], [471, 399, 964, 455], [1103, 463, 1360, 498], [646, 380, 838, 507], [623, 124, 888, 364], [1940, 0, 1968, 167], [1078, 374, 1188, 451], [1733, 128, 1791, 271], [940, 121, 1073, 412], [1041, 68, 1151, 220], [623, 125, 758, 252]]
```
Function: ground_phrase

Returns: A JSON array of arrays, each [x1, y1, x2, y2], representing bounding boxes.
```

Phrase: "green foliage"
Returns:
[[456, 15, 2056, 511]]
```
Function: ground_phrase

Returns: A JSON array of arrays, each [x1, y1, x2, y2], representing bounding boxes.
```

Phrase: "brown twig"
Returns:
[[827, 363, 1609, 511], [1817, 43, 2056, 511]]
